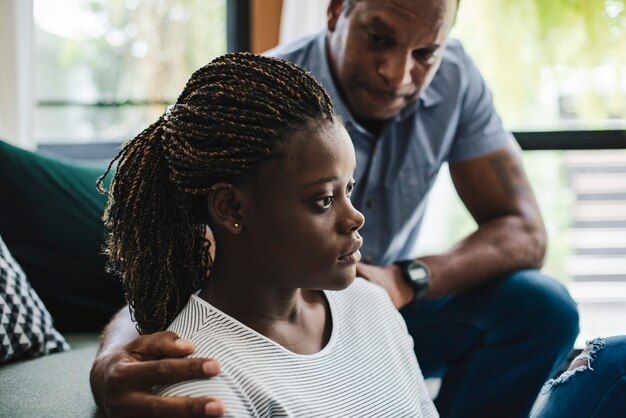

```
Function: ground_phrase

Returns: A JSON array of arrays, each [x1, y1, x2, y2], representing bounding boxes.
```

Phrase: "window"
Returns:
[[452, 0, 626, 131], [34, 0, 227, 144]]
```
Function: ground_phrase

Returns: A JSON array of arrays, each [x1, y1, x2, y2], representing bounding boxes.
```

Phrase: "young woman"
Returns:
[[98, 53, 438, 417]]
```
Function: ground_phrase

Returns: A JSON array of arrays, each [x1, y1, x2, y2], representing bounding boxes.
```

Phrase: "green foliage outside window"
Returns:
[[35, 0, 227, 143], [453, 0, 626, 130]]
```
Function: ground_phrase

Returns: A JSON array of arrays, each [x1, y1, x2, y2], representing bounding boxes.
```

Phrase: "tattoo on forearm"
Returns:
[[489, 153, 531, 196]]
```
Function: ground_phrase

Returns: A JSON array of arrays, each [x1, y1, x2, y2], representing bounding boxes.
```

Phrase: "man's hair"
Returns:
[[343, 0, 459, 16], [344, 0, 357, 14], [98, 53, 335, 334]]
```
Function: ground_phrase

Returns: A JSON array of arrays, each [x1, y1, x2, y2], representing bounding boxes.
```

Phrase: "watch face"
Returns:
[[408, 265, 428, 283], [401, 260, 430, 302]]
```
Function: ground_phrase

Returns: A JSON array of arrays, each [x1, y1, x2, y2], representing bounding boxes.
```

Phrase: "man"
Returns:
[[90, 0, 579, 417]]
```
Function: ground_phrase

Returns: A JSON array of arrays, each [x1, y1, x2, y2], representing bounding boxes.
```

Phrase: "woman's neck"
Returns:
[[198, 262, 332, 355]]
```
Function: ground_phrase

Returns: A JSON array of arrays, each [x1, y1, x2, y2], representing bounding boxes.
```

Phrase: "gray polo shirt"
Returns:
[[267, 32, 513, 265]]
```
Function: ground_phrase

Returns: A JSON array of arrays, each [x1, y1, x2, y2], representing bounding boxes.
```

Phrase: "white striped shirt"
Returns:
[[157, 278, 438, 417]]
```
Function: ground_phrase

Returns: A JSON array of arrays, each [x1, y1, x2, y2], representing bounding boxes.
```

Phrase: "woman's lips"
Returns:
[[338, 249, 361, 265]]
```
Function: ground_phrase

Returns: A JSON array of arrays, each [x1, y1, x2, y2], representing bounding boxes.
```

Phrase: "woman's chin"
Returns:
[[326, 273, 356, 291]]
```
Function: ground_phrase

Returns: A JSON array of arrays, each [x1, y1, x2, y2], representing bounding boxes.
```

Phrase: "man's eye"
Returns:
[[316, 196, 334, 209], [368, 31, 390, 48], [413, 48, 436, 63]]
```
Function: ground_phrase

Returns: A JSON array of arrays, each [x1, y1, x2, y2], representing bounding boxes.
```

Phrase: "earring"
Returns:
[[234, 223, 240, 228]]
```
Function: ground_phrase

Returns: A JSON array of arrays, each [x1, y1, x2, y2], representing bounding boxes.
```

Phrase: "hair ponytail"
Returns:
[[98, 117, 210, 334]]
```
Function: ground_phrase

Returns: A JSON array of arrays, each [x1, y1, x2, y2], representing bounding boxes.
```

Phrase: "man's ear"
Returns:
[[327, 0, 345, 32], [206, 183, 246, 235]]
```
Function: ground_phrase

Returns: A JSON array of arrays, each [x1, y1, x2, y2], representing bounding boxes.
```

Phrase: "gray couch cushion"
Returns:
[[0, 333, 101, 417]]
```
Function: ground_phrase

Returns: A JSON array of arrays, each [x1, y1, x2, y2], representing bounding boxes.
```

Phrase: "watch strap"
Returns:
[[395, 259, 430, 303]]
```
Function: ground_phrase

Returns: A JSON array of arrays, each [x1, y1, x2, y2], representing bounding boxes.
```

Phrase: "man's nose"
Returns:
[[378, 52, 414, 88]]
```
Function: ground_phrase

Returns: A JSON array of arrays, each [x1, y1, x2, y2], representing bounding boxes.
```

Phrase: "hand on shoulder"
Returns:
[[90, 330, 224, 417], [356, 263, 415, 309]]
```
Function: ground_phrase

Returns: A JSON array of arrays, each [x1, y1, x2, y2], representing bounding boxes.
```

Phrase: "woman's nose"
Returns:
[[341, 202, 365, 233]]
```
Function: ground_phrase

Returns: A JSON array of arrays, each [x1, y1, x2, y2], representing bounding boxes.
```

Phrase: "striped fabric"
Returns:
[[157, 278, 438, 417]]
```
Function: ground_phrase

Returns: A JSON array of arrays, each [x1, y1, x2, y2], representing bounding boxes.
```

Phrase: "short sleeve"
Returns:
[[448, 45, 514, 163]]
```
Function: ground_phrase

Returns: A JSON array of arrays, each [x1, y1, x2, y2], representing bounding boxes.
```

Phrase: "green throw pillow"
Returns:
[[0, 140, 124, 332]]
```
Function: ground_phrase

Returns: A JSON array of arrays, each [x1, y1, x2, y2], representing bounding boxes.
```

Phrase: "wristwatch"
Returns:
[[395, 259, 430, 302]]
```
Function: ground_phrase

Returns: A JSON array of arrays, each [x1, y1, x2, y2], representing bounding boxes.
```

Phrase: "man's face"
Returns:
[[327, 0, 457, 123]]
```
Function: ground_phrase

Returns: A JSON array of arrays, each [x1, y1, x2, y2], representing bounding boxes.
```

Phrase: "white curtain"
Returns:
[[279, 0, 328, 45], [0, 0, 35, 149]]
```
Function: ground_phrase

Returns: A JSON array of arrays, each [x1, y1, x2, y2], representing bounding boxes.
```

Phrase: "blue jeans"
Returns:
[[531, 336, 626, 418], [400, 269, 579, 418]]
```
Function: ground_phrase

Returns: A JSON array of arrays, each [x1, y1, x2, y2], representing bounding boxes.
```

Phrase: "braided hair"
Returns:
[[98, 53, 335, 334]]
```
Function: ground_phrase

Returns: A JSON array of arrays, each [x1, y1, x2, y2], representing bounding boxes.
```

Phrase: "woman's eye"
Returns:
[[316, 196, 334, 209], [346, 182, 355, 198]]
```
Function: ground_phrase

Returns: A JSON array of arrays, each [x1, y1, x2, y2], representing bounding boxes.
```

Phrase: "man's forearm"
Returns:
[[422, 213, 546, 298], [91, 306, 138, 411], [421, 146, 548, 298], [97, 306, 139, 355]]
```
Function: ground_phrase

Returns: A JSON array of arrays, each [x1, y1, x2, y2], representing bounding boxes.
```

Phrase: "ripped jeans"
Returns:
[[531, 336, 626, 418]]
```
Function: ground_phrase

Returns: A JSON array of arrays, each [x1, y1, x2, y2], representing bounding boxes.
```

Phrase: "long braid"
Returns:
[[98, 53, 334, 334]]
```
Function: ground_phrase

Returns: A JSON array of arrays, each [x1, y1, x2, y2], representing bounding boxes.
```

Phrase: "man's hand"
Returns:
[[356, 263, 416, 309], [90, 331, 224, 418]]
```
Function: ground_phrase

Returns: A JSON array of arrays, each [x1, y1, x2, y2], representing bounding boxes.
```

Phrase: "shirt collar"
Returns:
[[419, 83, 443, 108]]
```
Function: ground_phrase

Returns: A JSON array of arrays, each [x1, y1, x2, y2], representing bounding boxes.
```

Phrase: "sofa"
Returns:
[[0, 334, 102, 417], [0, 139, 123, 417]]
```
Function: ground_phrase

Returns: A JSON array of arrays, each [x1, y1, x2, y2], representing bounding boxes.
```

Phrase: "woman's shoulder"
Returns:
[[166, 295, 211, 339], [166, 295, 259, 353], [167, 295, 300, 363], [328, 278, 400, 327]]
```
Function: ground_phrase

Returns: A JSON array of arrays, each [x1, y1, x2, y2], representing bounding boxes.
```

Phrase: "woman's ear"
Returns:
[[207, 183, 245, 235]]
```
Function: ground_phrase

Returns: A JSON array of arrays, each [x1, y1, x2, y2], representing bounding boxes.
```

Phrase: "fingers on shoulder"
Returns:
[[125, 358, 221, 388], [114, 393, 223, 418], [148, 394, 223, 418], [127, 331, 195, 359]]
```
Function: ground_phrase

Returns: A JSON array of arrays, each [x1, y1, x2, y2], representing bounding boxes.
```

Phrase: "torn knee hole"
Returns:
[[567, 346, 593, 372], [541, 338, 605, 393]]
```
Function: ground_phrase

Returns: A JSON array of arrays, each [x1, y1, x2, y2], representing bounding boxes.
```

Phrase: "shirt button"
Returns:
[[366, 198, 376, 209], [363, 255, 374, 264]]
